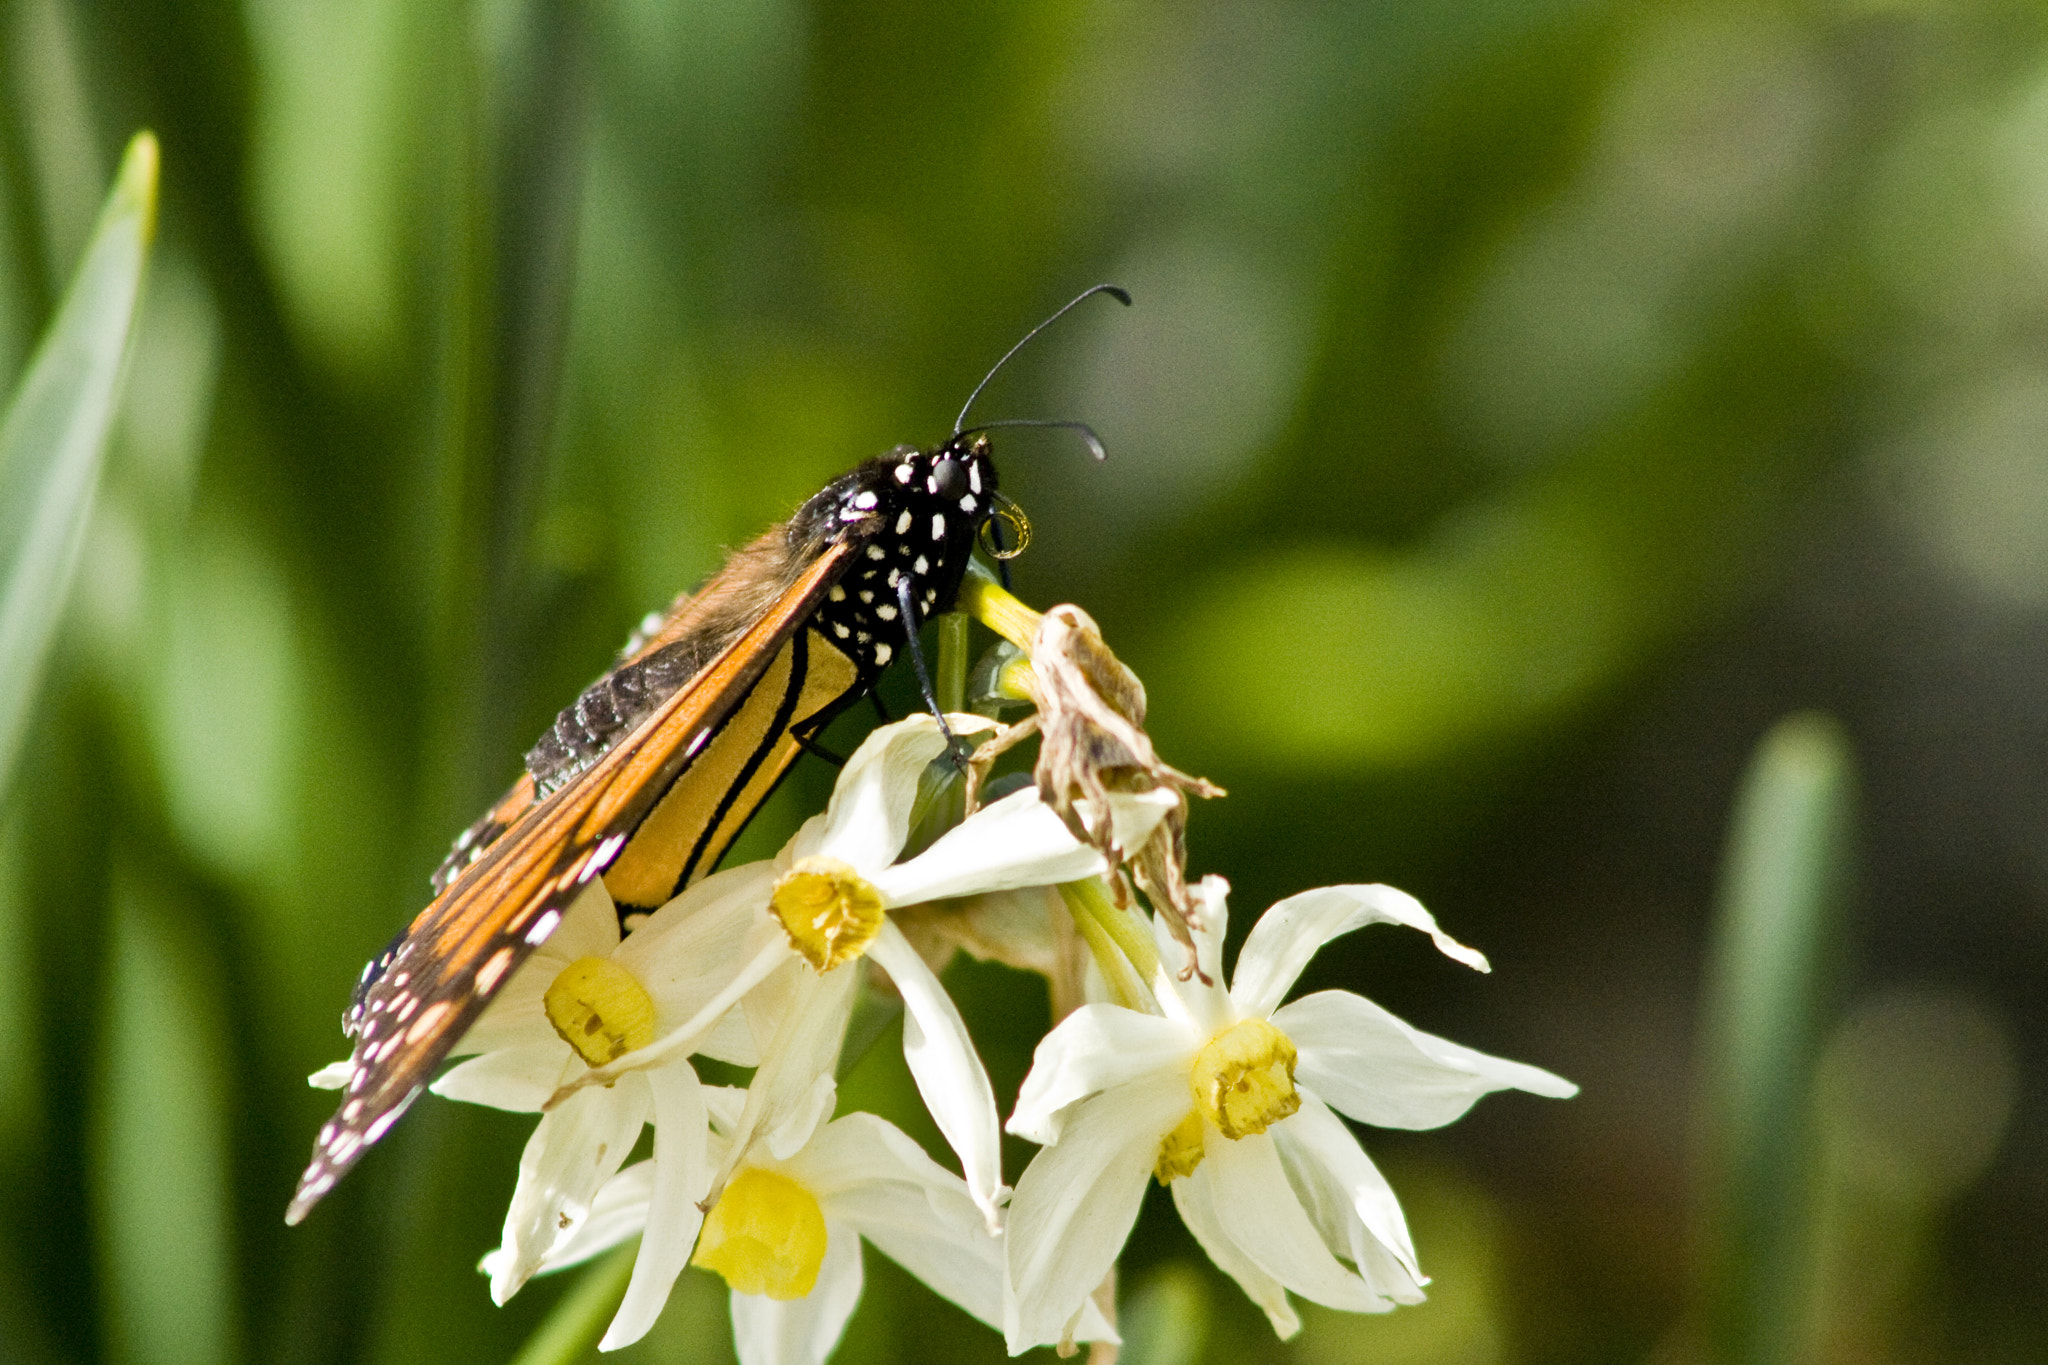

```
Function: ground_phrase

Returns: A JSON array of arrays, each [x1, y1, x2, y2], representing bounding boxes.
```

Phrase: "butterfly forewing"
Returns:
[[286, 543, 856, 1223]]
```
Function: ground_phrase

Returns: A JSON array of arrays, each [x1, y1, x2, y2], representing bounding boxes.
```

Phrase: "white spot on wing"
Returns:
[[406, 1001, 453, 1044], [526, 909, 562, 944], [895, 510, 913, 534], [875, 643, 893, 664], [475, 946, 516, 994]]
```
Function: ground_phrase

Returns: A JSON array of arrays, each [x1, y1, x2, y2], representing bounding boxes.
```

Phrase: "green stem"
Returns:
[[507, 1242, 638, 1365], [1058, 878, 1161, 1012], [958, 567, 1043, 651], [936, 611, 969, 715]]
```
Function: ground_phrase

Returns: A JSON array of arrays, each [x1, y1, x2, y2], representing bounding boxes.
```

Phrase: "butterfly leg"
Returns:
[[896, 577, 969, 768], [790, 714, 848, 768]]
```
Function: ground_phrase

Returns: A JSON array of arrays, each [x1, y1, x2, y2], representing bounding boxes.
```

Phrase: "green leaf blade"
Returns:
[[1695, 711, 1856, 1365], [0, 129, 159, 795]]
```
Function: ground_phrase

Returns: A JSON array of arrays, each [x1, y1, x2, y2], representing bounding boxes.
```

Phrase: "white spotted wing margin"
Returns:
[[284, 543, 855, 1224]]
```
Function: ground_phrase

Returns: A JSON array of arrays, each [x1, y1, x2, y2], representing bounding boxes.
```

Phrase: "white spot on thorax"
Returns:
[[854, 491, 879, 509], [931, 514, 947, 540], [895, 510, 913, 535]]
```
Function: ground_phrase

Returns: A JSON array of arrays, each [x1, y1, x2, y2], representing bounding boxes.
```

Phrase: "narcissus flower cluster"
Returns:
[[310, 586, 1574, 1365]]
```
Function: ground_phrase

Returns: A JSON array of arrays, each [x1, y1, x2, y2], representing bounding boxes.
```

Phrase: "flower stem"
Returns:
[[1058, 879, 1159, 1012], [936, 611, 970, 715], [959, 567, 1043, 651], [506, 1242, 636, 1365]]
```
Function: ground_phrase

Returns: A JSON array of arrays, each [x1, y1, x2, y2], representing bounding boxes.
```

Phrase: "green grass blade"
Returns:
[[0, 130, 158, 796], [1694, 712, 1855, 1365]]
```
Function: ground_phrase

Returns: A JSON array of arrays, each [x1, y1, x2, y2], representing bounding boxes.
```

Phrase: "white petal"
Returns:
[[800, 715, 958, 871], [308, 1060, 351, 1089], [694, 1000, 763, 1068], [717, 966, 859, 1193], [551, 879, 627, 960], [799, 1114, 1004, 1328], [601, 1064, 713, 1349], [1007, 1004, 1194, 1146], [1231, 885, 1490, 1020], [1003, 1071, 1188, 1353], [729, 1218, 865, 1365], [1194, 1130, 1384, 1315], [1170, 1149, 1301, 1338], [1150, 876, 1235, 1032], [870, 922, 1006, 1227], [614, 865, 785, 1069], [1277, 990, 1577, 1129], [1273, 1096, 1426, 1299], [481, 1160, 656, 1282], [431, 1044, 570, 1112], [618, 862, 777, 1008], [490, 1078, 650, 1304], [872, 789, 1106, 906], [785, 1111, 944, 1199], [766, 1071, 839, 1163]]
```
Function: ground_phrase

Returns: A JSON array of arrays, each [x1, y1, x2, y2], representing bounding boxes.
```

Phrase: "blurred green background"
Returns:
[[1, 0, 2042, 1362]]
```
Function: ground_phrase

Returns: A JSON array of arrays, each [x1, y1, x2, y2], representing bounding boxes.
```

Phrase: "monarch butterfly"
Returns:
[[286, 285, 1129, 1223]]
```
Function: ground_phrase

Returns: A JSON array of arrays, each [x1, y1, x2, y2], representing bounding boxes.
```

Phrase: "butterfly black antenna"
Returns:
[[953, 283, 1132, 435], [960, 418, 1110, 463]]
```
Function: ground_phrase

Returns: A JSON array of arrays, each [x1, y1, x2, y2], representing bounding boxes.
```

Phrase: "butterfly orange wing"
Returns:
[[285, 542, 854, 1223]]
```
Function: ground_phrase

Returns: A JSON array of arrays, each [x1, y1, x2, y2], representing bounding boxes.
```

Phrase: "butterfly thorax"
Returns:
[[521, 435, 996, 800], [796, 433, 996, 681]]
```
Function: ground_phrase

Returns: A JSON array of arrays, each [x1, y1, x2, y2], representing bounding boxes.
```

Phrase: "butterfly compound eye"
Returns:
[[931, 458, 967, 501]]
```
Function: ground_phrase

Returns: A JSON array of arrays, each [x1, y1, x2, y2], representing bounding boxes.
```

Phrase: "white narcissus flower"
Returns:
[[418, 868, 770, 1340], [501, 1088, 1116, 1365], [322, 712, 1176, 1351], [1002, 877, 1578, 1350], [563, 713, 1177, 1238], [305, 865, 779, 1343]]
